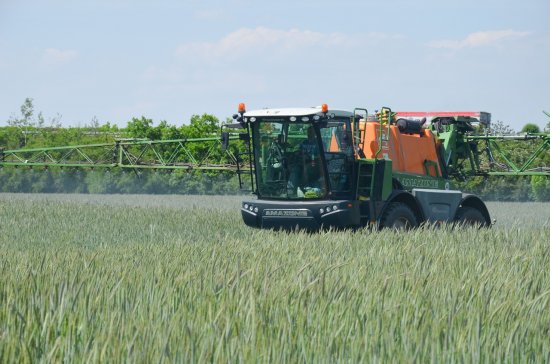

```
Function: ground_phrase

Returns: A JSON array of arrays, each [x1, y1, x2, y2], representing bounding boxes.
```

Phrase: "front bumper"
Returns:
[[241, 199, 360, 230]]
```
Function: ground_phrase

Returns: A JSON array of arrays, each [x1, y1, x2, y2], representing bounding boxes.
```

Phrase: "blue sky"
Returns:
[[1, 0, 549, 130]]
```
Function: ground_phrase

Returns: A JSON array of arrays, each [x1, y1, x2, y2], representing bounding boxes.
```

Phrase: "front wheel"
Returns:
[[380, 202, 418, 230], [454, 206, 488, 227]]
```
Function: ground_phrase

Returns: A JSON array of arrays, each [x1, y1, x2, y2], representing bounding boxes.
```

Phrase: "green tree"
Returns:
[[182, 114, 220, 138], [156, 120, 182, 140], [521, 123, 541, 134], [531, 176, 550, 201], [115, 171, 144, 194], [126, 117, 158, 139], [490, 120, 515, 135], [85, 170, 117, 194], [7, 97, 35, 146]]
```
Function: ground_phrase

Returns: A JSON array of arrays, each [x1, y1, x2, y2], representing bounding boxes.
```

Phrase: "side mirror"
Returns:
[[221, 132, 230, 152]]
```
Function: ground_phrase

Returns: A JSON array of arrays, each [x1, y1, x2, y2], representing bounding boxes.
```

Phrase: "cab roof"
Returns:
[[244, 106, 354, 118]]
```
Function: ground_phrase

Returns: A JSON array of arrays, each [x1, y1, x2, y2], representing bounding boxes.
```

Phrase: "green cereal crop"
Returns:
[[0, 194, 549, 362]]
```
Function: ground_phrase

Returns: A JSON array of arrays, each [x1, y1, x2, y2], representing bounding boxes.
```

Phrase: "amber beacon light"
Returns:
[[238, 103, 246, 114], [321, 104, 329, 113]]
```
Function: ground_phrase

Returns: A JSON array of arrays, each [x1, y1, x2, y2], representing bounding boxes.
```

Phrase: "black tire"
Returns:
[[454, 206, 487, 227], [380, 202, 418, 230]]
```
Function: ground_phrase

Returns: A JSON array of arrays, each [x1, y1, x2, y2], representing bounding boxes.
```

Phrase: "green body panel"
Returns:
[[380, 159, 393, 200], [356, 159, 393, 200]]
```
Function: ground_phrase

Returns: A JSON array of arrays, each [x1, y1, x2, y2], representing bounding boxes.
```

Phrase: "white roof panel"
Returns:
[[244, 107, 353, 118]]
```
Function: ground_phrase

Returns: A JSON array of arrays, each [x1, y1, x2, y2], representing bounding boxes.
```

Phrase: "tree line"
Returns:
[[1, 98, 243, 195], [1, 98, 549, 200]]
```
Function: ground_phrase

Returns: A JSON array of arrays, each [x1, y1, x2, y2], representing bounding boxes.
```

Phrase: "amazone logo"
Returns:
[[399, 178, 440, 189], [264, 210, 309, 217]]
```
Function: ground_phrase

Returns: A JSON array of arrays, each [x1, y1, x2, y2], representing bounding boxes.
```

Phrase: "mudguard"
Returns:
[[458, 194, 491, 225], [377, 190, 424, 227]]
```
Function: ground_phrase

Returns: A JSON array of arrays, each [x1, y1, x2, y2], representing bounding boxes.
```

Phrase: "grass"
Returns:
[[0, 194, 549, 362]]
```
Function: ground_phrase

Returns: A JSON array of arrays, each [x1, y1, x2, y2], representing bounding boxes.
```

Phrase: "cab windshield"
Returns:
[[253, 118, 354, 199], [254, 120, 327, 199]]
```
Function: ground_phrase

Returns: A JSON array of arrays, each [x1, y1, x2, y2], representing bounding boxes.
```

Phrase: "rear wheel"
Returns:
[[380, 202, 418, 230], [454, 206, 487, 227]]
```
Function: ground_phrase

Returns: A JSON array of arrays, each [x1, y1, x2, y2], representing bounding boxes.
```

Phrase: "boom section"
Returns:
[[428, 115, 550, 177], [465, 134, 550, 176], [0, 136, 243, 171]]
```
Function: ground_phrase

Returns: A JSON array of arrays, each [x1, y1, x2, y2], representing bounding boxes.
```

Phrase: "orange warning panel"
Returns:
[[329, 132, 339, 152], [359, 122, 442, 177]]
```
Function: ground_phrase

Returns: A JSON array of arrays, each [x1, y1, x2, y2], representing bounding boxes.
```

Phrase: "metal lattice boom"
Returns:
[[0, 136, 245, 171], [466, 133, 550, 176]]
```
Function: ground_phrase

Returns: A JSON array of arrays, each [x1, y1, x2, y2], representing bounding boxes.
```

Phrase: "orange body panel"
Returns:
[[329, 132, 339, 152], [358, 121, 441, 177]]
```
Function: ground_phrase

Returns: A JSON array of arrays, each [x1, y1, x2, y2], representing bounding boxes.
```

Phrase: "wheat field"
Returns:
[[0, 194, 549, 362]]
